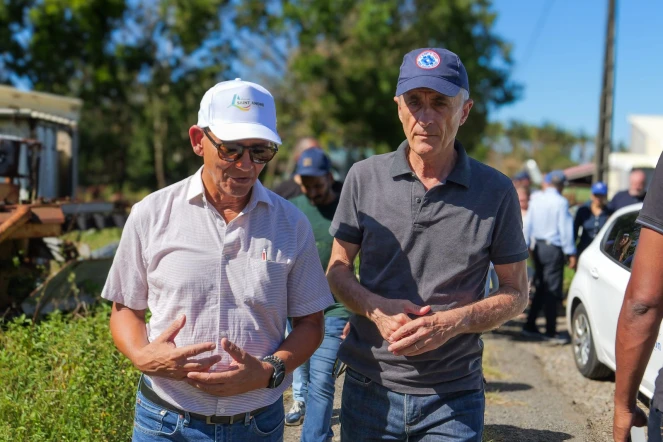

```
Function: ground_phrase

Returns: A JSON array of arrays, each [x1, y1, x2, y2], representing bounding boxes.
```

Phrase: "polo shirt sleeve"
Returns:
[[329, 164, 362, 244], [287, 221, 334, 318], [100, 206, 149, 310], [637, 153, 663, 234], [490, 185, 530, 265]]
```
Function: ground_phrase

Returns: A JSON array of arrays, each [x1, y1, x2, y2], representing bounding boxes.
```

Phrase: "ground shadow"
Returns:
[[331, 408, 340, 427], [483, 424, 573, 441], [485, 381, 532, 393], [489, 327, 572, 344]]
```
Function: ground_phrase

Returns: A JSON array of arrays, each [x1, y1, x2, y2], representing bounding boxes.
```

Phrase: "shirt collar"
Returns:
[[389, 139, 471, 188], [187, 166, 274, 209]]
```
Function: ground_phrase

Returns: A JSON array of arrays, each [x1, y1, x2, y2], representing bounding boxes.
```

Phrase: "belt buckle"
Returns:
[[206, 415, 231, 425]]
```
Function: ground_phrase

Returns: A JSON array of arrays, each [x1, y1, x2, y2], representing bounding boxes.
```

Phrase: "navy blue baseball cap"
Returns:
[[294, 148, 331, 177], [396, 48, 470, 97], [591, 181, 608, 196], [514, 171, 530, 181]]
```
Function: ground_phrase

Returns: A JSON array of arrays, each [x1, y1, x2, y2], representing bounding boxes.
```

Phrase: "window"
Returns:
[[601, 211, 642, 270]]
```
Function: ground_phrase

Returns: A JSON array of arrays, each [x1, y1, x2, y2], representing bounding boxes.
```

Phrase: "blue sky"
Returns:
[[490, 0, 663, 146]]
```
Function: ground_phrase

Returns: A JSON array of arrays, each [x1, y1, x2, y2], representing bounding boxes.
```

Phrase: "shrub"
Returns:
[[0, 302, 139, 441]]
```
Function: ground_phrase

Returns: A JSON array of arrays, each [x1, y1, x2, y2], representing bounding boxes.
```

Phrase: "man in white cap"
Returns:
[[102, 79, 333, 441]]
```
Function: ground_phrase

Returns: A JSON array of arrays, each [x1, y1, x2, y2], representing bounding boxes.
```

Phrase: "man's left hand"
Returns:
[[186, 338, 273, 397], [568, 255, 577, 270], [387, 310, 463, 356]]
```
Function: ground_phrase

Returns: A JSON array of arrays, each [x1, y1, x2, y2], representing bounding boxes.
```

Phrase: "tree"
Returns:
[[1, 0, 233, 191], [482, 120, 581, 177], [236, 0, 521, 157]]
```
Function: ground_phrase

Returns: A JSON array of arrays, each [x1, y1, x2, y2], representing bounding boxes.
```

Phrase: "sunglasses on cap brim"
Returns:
[[203, 127, 278, 164]]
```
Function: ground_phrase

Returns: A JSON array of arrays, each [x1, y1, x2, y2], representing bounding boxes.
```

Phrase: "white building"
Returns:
[[629, 115, 663, 157], [606, 115, 663, 198]]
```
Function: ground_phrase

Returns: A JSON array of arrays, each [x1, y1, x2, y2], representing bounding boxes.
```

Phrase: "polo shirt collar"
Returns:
[[390, 139, 472, 188], [187, 166, 274, 209]]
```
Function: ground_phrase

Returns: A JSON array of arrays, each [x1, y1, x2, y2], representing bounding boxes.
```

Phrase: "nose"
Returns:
[[416, 105, 434, 127], [234, 149, 253, 171]]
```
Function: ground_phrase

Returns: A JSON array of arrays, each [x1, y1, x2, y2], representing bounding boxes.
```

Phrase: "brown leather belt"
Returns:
[[139, 377, 269, 425]]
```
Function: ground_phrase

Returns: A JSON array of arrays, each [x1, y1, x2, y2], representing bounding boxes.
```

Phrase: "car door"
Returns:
[[593, 211, 641, 366]]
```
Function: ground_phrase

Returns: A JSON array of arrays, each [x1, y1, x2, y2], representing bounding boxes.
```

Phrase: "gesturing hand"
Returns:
[[368, 298, 431, 344], [387, 309, 463, 356], [186, 338, 273, 397], [135, 315, 221, 379]]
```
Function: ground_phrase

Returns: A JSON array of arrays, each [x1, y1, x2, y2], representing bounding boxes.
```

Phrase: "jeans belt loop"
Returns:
[[244, 412, 251, 426]]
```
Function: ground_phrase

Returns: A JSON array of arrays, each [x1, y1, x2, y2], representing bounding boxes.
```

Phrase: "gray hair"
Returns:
[[458, 88, 469, 102]]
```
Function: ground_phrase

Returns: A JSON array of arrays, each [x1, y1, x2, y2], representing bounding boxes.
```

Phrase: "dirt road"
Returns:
[[284, 316, 645, 441]]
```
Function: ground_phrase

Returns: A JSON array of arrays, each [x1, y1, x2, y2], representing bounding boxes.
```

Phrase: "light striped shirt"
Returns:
[[102, 167, 333, 415]]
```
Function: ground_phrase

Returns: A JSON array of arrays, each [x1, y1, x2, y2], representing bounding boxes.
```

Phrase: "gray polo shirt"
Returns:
[[330, 140, 528, 395]]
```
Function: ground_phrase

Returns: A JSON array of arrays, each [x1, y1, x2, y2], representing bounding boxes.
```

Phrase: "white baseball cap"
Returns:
[[197, 78, 281, 145]]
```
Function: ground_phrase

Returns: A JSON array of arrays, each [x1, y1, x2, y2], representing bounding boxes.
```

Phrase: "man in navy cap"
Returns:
[[513, 170, 532, 191], [327, 48, 529, 441], [574, 181, 610, 257], [284, 148, 349, 442], [523, 170, 576, 343]]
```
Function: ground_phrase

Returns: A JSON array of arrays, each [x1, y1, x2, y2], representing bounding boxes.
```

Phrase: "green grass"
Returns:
[[60, 228, 123, 252], [0, 303, 139, 441]]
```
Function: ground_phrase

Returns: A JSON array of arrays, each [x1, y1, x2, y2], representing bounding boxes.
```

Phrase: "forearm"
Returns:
[[274, 312, 325, 374], [453, 285, 528, 335], [615, 298, 662, 409], [327, 263, 382, 318], [109, 302, 149, 367]]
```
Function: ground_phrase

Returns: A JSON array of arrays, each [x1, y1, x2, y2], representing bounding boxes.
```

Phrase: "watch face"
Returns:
[[273, 370, 286, 388]]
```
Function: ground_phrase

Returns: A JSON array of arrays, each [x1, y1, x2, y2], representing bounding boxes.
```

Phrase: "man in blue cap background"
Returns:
[[523, 170, 576, 343], [327, 48, 529, 441], [286, 148, 349, 442], [574, 181, 610, 257]]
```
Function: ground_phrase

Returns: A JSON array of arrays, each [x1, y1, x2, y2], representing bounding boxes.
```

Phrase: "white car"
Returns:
[[566, 203, 663, 398]]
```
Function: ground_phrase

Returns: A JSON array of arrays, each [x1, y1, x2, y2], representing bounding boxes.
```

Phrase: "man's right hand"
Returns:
[[134, 315, 221, 379], [367, 299, 431, 343], [613, 405, 647, 442]]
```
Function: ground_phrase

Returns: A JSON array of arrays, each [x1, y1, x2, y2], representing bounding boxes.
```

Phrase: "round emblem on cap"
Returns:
[[416, 50, 441, 70]]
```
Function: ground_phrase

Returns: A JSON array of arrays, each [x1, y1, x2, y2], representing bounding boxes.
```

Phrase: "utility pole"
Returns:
[[594, 0, 616, 182]]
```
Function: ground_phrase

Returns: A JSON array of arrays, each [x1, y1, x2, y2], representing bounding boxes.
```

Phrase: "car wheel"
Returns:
[[571, 303, 612, 379]]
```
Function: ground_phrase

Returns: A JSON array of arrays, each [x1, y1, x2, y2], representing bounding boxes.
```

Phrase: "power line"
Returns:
[[518, 0, 556, 71]]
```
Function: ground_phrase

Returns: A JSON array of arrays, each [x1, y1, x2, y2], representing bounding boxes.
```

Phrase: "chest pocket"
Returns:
[[243, 258, 289, 307]]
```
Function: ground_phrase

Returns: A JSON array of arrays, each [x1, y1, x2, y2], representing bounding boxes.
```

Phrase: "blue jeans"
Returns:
[[291, 315, 348, 442], [132, 377, 285, 441], [340, 368, 484, 441], [650, 405, 663, 442]]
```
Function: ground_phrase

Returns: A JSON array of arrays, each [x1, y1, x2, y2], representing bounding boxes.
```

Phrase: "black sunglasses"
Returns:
[[203, 127, 278, 164]]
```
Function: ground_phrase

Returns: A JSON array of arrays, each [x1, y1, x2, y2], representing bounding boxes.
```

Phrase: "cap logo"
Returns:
[[416, 50, 440, 70], [228, 94, 264, 112], [303, 158, 313, 167]]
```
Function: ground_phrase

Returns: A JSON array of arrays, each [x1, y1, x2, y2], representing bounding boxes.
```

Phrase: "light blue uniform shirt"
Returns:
[[524, 187, 576, 255]]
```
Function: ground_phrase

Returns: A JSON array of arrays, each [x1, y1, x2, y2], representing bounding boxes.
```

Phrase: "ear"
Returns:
[[394, 96, 403, 123], [189, 126, 205, 157], [459, 99, 474, 126]]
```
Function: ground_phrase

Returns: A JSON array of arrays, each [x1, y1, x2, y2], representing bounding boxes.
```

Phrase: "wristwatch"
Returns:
[[262, 355, 286, 389]]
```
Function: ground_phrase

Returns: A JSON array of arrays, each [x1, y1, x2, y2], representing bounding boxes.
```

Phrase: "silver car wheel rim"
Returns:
[[573, 313, 591, 367]]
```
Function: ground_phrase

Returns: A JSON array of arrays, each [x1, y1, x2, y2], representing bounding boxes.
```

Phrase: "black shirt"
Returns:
[[574, 203, 611, 256], [609, 190, 646, 212], [636, 153, 663, 409]]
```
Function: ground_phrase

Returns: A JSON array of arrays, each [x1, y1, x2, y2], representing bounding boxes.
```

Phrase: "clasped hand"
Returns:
[[369, 299, 463, 356]]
